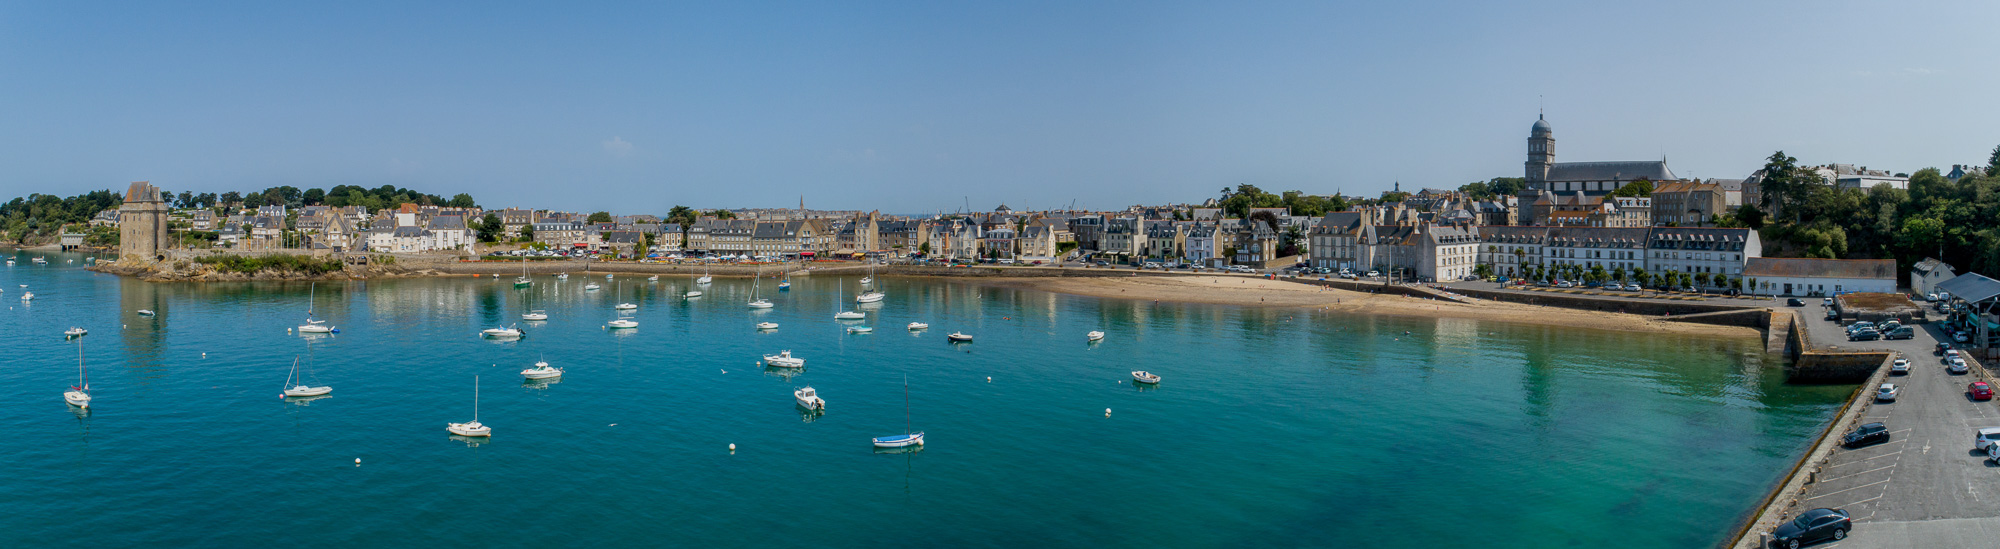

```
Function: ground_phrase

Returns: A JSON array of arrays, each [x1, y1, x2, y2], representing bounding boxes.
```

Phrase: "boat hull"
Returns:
[[64, 392, 90, 408], [447, 422, 491, 437], [872, 432, 924, 448], [521, 371, 563, 380], [284, 386, 333, 398]]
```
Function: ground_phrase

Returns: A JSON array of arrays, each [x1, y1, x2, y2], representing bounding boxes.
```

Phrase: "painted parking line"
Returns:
[[1819, 464, 1900, 483], [1828, 450, 1905, 466], [1806, 479, 1890, 501]]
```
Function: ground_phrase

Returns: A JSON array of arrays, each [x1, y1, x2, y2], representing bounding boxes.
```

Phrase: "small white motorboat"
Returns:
[[847, 326, 874, 334], [606, 319, 638, 329], [834, 311, 866, 320], [684, 290, 703, 298], [947, 332, 973, 342], [762, 350, 805, 368], [860, 276, 873, 285], [64, 327, 87, 338], [584, 283, 601, 291], [136, 309, 155, 316], [557, 273, 570, 280], [907, 322, 929, 331], [856, 291, 885, 303], [756, 322, 779, 330], [747, 299, 773, 309], [20, 291, 32, 301], [1087, 330, 1105, 342], [648, 275, 659, 282], [521, 360, 564, 380], [481, 325, 524, 339], [1131, 371, 1161, 384], [795, 386, 825, 410], [32, 256, 47, 264], [614, 302, 638, 310], [605, 273, 615, 280], [446, 376, 492, 437], [696, 275, 713, 285], [522, 310, 549, 321]]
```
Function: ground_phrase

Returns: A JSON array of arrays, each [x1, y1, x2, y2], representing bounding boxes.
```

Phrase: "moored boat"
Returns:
[[847, 326, 874, 334], [522, 310, 549, 321], [521, 360, 564, 380], [1131, 371, 1161, 384], [480, 325, 524, 339], [835, 310, 865, 320], [136, 309, 155, 316], [64, 327, 87, 338], [1087, 330, 1105, 341], [872, 375, 923, 448], [795, 386, 825, 410], [947, 332, 973, 342], [907, 322, 929, 331], [606, 319, 638, 329], [446, 376, 492, 437], [756, 322, 779, 330], [762, 350, 805, 368]]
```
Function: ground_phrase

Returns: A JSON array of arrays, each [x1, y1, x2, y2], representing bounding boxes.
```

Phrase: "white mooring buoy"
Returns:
[[355, 458, 361, 466], [728, 443, 737, 452], [1105, 408, 1112, 417]]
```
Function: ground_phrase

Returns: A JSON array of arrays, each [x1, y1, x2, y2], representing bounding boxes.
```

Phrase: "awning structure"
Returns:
[[1939, 273, 2000, 304]]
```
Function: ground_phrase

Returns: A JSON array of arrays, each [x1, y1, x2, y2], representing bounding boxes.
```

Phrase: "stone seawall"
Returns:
[[1449, 286, 1757, 316]]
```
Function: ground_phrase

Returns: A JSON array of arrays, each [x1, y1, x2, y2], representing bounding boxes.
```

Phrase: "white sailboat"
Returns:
[[298, 283, 336, 334], [872, 376, 923, 448], [557, 272, 570, 280], [64, 339, 91, 408], [795, 386, 825, 410], [648, 275, 659, 282], [64, 327, 87, 338], [846, 325, 874, 334], [855, 265, 884, 303], [584, 282, 601, 291], [748, 265, 773, 308], [614, 280, 637, 310], [696, 267, 713, 285], [514, 255, 532, 288], [606, 318, 638, 329], [834, 279, 865, 319], [20, 291, 32, 301], [281, 356, 333, 398], [521, 309, 548, 321], [446, 376, 492, 437]]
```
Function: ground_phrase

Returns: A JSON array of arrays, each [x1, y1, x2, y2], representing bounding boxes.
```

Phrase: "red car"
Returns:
[[1972, 382, 1994, 401]]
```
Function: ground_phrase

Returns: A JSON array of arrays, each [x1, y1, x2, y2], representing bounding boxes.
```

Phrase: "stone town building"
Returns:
[[1651, 180, 1727, 227], [1418, 225, 1479, 282], [118, 181, 170, 261], [1477, 226, 1550, 278]]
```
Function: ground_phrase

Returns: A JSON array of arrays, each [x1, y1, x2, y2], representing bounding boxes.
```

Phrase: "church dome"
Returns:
[[1531, 116, 1551, 133]]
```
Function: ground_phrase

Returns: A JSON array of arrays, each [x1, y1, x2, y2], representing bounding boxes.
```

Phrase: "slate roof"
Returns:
[[1913, 257, 1953, 275], [1742, 258, 1896, 280], [1545, 161, 1677, 182]]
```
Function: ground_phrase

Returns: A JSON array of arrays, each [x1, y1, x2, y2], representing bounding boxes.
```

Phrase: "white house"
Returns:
[[426, 215, 471, 251], [1742, 257, 1897, 297], [1912, 257, 1956, 297]]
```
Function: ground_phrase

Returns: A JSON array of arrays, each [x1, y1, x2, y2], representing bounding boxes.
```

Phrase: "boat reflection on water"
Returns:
[[284, 394, 333, 406], [1130, 380, 1160, 393], [70, 403, 92, 418], [299, 332, 333, 341], [798, 407, 824, 423], [609, 327, 639, 338], [523, 377, 562, 390], [762, 365, 804, 381], [447, 434, 492, 447], [872, 443, 924, 455]]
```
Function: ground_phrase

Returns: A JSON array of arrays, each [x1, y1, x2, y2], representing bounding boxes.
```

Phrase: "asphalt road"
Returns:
[[1772, 301, 2000, 548]]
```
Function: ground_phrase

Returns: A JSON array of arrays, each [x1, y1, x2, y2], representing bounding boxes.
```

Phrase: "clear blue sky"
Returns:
[[2, 1, 1994, 214]]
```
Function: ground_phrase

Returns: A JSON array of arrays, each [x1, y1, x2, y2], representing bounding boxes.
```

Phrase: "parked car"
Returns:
[[1842, 422, 1891, 447], [1366, 270, 1380, 277], [1555, 281, 1574, 288], [1949, 359, 1970, 375], [1769, 507, 1851, 548], [1848, 329, 1880, 341], [1847, 321, 1876, 334], [1944, 349, 1961, 363], [1787, 298, 1806, 307], [1972, 382, 1994, 401], [1825, 310, 1840, 321], [1885, 326, 1916, 340], [1875, 383, 1899, 402], [1976, 427, 2000, 452], [1891, 359, 1910, 375], [1938, 342, 1953, 355]]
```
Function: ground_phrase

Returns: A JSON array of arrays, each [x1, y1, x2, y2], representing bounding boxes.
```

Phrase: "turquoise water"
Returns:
[[1, 251, 1850, 548]]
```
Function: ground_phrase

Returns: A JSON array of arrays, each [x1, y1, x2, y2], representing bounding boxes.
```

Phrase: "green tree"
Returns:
[[587, 211, 613, 224], [710, 210, 737, 220], [449, 193, 477, 208], [518, 223, 536, 243], [666, 205, 698, 226], [476, 213, 504, 242], [1608, 179, 1655, 197], [302, 188, 325, 205]]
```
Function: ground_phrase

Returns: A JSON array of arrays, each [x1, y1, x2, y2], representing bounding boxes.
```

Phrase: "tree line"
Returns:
[[1751, 147, 2000, 278]]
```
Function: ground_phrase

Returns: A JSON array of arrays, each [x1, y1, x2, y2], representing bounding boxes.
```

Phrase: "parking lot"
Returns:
[[1776, 300, 2000, 548]]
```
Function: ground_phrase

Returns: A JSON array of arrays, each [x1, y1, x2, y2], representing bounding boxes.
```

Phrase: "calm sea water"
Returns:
[[0, 251, 1850, 548]]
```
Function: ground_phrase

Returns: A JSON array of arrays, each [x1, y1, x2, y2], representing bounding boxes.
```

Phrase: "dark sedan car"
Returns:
[[1843, 422, 1891, 448], [1787, 298, 1806, 307], [1769, 507, 1850, 548]]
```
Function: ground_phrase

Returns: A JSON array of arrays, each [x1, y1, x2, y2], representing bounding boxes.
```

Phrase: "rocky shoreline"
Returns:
[[88, 260, 439, 282]]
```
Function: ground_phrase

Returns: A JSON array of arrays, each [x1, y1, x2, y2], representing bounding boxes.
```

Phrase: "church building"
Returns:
[[1522, 115, 1675, 195]]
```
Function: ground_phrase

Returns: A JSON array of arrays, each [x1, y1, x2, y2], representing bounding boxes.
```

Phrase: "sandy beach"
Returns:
[[973, 274, 1762, 339]]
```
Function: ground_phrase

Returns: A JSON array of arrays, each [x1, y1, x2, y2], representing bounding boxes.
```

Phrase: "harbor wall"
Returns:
[[1725, 353, 1892, 549]]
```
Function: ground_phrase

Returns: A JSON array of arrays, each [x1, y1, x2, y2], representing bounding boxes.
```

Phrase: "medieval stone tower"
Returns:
[[118, 181, 169, 262], [1525, 115, 1555, 190]]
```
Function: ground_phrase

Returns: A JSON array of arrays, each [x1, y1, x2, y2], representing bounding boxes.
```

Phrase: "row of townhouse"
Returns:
[[363, 215, 475, 253], [679, 219, 836, 257], [1306, 212, 1484, 281], [1473, 225, 1762, 289]]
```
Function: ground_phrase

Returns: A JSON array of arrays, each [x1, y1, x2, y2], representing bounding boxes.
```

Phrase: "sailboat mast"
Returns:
[[474, 375, 480, 421], [79, 340, 87, 390], [903, 374, 911, 435]]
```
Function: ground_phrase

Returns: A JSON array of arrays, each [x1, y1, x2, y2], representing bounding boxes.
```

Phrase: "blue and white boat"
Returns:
[[778, 280, 791, 291], [872, 376, 924, 448]]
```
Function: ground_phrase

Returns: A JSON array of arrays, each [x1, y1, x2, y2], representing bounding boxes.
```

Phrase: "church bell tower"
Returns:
[[1525, 114, 1554, 190]]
